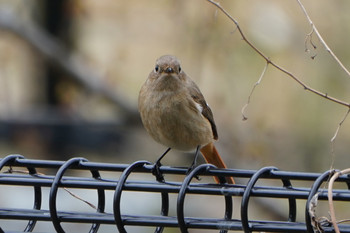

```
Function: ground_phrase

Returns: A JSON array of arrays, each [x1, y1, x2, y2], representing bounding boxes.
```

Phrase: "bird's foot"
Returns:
[[152, 161, 165, 183]]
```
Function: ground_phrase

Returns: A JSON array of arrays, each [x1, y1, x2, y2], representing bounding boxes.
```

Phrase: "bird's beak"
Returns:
[[165, 67, 174, 74]]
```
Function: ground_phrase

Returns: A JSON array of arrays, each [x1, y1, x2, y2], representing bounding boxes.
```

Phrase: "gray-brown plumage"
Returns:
[[138, 55, 234, 184]]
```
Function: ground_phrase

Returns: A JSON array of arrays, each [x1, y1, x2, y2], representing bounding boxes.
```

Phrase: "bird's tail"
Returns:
[[200, 142, 235, 184]]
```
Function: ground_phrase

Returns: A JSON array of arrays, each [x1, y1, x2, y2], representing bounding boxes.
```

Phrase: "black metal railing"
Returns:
[[0, 154, 349, 232]]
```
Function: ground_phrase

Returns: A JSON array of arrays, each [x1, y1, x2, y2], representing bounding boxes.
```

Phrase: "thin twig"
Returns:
[[296, 0, 350, 78], [330, 108, 350, 169], [328, 171, 340, 233], [241, 62, 269, 120], [205, 0, 350, 109], [3, 168, 45, 176], [337, 219, 350, 224], [1, 167, 98, 210], [305, 28, 317, 51], [63, 188, 97, 210], [304, 28, 317, 59], [328, 168, 350, 233]]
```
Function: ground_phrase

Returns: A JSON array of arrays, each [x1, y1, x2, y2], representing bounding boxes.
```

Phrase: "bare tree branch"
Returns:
[[330, 108, 350, 168], [0, 7, 139, 124], [296, 0, 350, 78], [63, 188, 97, 210], [205, 0, 350, 109], [295, 0, 350, 159], [241, 62, 269, 120]]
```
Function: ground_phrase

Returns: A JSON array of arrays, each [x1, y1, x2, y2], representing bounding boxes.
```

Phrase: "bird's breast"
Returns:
[[139, 90, 213, 151]]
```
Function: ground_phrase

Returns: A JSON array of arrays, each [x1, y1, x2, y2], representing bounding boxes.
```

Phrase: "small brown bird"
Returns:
[[138, 55, 234, 184]]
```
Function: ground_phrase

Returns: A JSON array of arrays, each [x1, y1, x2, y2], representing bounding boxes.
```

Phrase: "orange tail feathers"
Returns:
[[200, 142, 235, 184]]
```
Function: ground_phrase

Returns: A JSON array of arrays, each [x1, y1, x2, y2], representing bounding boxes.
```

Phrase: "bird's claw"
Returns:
[[152, 161, 165, 182]]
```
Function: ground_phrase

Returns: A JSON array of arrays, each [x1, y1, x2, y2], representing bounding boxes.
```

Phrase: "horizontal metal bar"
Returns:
[[6, 158, 350, 182], [1, 174, 350, 201], [2, 208, 350, 233]]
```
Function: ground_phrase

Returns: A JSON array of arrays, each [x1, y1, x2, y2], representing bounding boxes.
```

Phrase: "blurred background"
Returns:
[[1, 0, 350, 232]]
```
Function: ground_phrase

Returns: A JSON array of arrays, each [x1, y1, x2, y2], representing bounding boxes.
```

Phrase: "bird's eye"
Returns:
[[154, 65, 159, 72], [179, 66, 182, 72]]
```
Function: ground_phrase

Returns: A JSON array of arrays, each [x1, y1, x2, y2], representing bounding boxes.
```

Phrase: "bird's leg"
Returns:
[[186, 145, 201, 181], [152, 147, 171, 182], [189, 145, 201, 169]]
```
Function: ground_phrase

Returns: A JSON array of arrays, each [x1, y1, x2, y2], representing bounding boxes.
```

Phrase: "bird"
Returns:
[[138, 55, 234, 184]]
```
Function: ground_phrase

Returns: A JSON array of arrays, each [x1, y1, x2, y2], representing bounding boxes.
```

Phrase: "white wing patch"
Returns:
[[194, 102, 203, 113]]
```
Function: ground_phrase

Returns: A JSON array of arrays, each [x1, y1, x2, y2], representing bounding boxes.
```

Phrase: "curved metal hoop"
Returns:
[[0, 154, 42, 232], [305, 170, 334, 233], [177, 164, 233, 233], [114, 160, 169, 233], [49, 157, 104, 233], [241, 166, 296, 233], [82, 160, 106, 233], [114, 160, 167, 233]]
